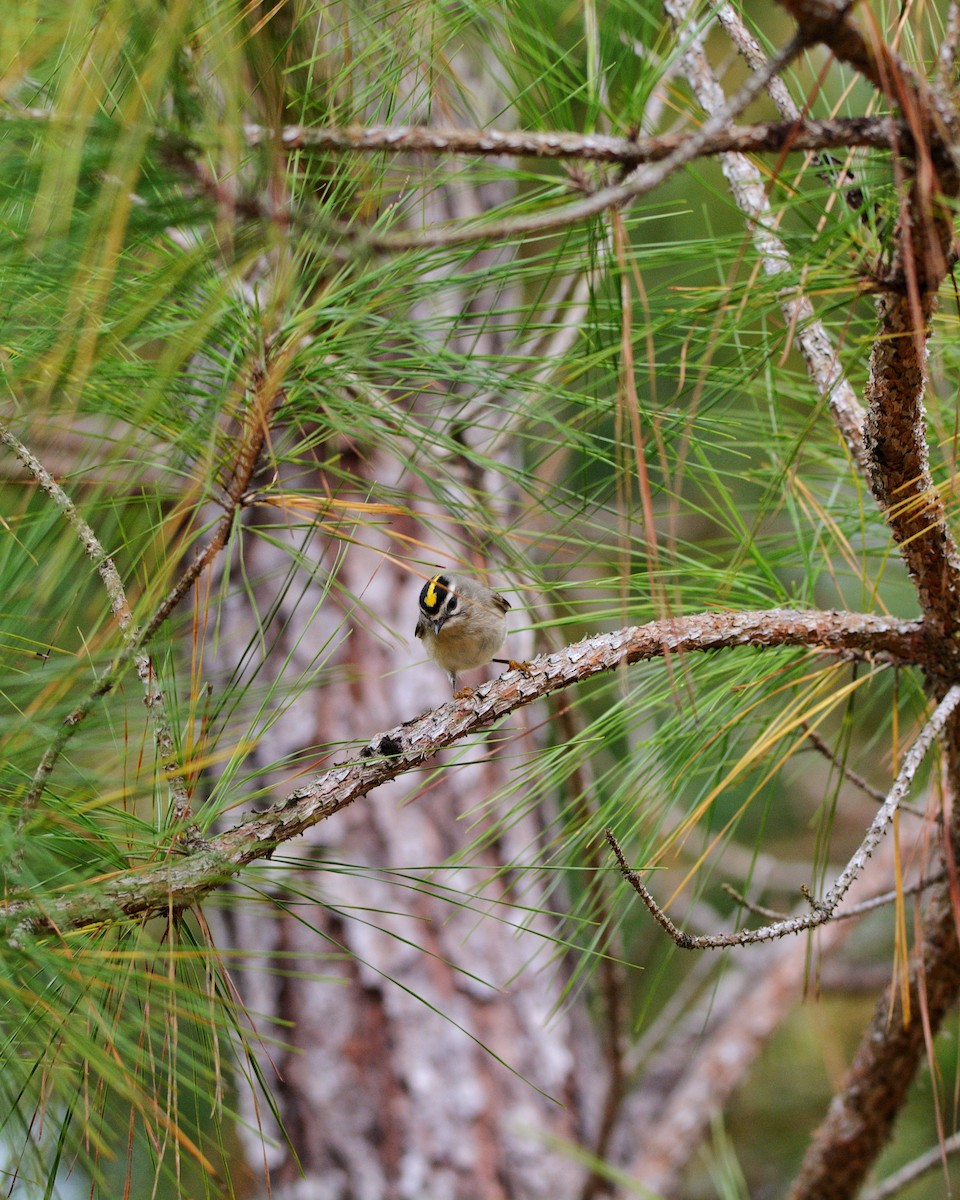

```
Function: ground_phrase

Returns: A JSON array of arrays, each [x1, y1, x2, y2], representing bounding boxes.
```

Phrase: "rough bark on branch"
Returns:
[[248, 115, 899, 164]]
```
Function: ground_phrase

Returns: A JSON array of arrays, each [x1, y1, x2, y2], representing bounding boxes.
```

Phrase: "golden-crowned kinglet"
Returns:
[[415, 571, 510, 694]]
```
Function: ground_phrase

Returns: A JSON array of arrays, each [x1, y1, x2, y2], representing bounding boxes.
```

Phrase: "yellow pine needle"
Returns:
[[655, 667, 876, 875], [260, 494, 409, 517], [663, 691, 861, 909], [891, 809, 911, 1025], [694, 658, 851, 765], [790, 473, 890, 612]]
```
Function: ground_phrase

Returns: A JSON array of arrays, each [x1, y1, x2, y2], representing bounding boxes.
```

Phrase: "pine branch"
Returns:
[[0, 606, 928, 940], [308, 28, 812, 253], [242, 115, 899, 164]]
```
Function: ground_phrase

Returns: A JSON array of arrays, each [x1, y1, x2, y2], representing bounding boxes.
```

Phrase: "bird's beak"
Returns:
[[432, 616, 445, 635]]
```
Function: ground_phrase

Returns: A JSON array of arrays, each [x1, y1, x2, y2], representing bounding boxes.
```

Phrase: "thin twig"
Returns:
[[724, 869, 947, 925], [0, 423, 133, 630], [0, 420, 191, 826], [828, 871, 948, 920], [860, 1129, 960, 1200], [606, 683, 960, 950], [721, 884, 789, 921], [802, 724, 933, 821], [802, 725, 885, 801]]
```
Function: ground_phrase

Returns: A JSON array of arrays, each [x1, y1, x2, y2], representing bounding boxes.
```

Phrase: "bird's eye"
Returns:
[[447, 596, 458, 612]]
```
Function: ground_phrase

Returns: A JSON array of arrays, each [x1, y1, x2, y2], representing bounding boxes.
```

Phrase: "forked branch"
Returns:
[[607, 684, 960, 949]]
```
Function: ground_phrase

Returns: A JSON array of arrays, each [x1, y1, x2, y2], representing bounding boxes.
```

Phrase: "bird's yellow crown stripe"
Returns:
[[424, 576, 441, 608]]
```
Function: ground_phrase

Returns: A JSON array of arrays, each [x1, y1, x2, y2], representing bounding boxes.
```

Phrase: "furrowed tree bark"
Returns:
[[210, 518, 602, 1199], [202, 29, 606, 1200]]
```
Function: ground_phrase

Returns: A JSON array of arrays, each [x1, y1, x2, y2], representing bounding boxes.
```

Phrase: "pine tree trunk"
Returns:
[[204, 43, 604, 1196], [207, 466, 606, 1199]]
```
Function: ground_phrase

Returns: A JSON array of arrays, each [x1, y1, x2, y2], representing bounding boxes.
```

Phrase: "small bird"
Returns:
[[415, 571, 511, 696]]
